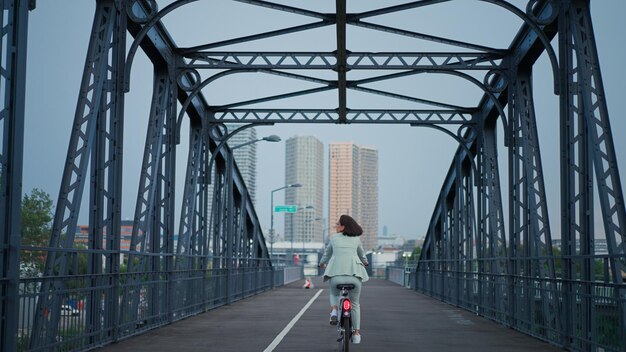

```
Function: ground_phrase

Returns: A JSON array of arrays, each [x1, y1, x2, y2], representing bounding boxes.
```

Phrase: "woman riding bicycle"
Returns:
[[318, 214, 369, 344]]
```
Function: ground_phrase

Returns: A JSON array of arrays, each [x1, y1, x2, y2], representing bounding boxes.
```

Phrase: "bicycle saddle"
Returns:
[[336, 284, 355, 290]]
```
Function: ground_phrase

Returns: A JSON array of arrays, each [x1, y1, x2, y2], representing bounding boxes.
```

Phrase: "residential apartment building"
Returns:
[[284, 136, 324, 243], [329, 142, 378, 251], [227, 124, 258, 205]]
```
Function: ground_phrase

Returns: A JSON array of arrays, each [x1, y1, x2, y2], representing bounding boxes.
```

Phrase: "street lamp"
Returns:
[[269, 183, 302, 256], [206, 123, 274, 185], [402, 252, 411, 286], [231, 134, 281, 150]]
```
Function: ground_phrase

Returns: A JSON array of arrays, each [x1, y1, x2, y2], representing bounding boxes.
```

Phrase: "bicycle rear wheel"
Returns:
[[341, 317, 351, 352]]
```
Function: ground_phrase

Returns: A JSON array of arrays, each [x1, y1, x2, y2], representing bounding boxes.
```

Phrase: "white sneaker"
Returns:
[[351, 334, 361, 344], [329, 310, 338, 325]]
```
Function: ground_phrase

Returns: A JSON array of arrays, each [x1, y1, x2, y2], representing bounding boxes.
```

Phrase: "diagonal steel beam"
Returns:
[[232, 0, 332, 20], [335, 0, 347, 123], [179, 21, 334, 54], [351, 20, 505, 55], [210, 86, 336, 111], [351, 0, 447, 20]]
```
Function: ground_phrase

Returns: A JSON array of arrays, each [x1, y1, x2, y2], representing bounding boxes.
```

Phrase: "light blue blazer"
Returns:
[[319, 233, 369, 282]]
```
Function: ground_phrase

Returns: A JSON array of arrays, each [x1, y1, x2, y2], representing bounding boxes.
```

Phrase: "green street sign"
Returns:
[[274, 205, 298, 213]]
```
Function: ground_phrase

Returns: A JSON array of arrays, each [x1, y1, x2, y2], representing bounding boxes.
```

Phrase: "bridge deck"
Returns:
[[97, 277, 562, 351]]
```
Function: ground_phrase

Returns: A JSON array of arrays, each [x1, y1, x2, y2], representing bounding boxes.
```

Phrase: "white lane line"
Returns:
[[263, 288, 323, 352]]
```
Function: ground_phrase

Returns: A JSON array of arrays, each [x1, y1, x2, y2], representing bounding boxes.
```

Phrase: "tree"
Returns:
[[21, 188, 53, 273], [410, 246, 422, 261]]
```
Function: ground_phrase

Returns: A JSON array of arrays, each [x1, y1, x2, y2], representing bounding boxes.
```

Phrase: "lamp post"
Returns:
[[269, 183, 302, 256], [206, 123, 274, 185], [402, 252, 411, 287], [231, 134, 281, 150]]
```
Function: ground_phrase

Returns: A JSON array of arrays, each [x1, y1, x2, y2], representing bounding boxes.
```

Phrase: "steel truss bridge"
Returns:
[[1, 0, 625, 351]]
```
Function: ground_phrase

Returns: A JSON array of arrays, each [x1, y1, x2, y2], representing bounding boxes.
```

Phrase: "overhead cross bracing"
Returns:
[[163, 0, 512, 125], [1, 1, 625, 352]]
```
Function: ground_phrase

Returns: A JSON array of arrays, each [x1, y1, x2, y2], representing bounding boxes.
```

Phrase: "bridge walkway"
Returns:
[[97, 277, 563, 351]]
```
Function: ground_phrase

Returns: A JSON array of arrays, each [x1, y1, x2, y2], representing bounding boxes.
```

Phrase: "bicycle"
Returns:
[[335, 283, 355, 352]]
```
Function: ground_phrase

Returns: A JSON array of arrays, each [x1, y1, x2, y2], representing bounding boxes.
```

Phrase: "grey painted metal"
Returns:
[[508, 69, 559, 339], [21, 1, 282, 350], [415, 2, 626, 352], [335, 0, 347, 123], [478, 124, 508, 321], [558, 1, 626, 349], [182, 51, 504, 70], [211, 109, 474, 124], [121, 69, 174, 335], [2, 0, 624, 351], [29, 1, 123, 349], [0, 1, 30, 350]]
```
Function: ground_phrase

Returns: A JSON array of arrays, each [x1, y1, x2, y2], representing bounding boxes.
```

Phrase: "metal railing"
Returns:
[[413, 256, 626, 352], [16, 254, 301, 352], [386, 265, 416, 288]]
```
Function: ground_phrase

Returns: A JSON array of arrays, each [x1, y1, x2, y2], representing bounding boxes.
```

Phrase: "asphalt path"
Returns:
[[98, 277, 564, 351]]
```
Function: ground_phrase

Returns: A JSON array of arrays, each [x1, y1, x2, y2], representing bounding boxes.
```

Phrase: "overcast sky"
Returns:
[[23, 1, 626, 241]]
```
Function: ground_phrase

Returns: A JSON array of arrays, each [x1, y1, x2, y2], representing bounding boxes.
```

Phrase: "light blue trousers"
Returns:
[[328, 275, 362, 329]]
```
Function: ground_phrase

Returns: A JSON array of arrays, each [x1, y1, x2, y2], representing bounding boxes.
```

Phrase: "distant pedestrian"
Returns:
[[318, 214, 369, 344], [303, 277, 314, 289]]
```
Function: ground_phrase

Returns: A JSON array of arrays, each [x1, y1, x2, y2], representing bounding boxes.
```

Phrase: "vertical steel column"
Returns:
[[453, 156, 472, 307], [0, 1, 31, 350], [509, 68, 558, 338], [237, 193, 249, 296], [188, 130, 207, 310], [459, 158, 476, 310], [121, 69, 172, 328], [199, 136, 211, 310], [477, 124, 508, 322], [224, 150, 235, 304], [192, 134, 209, 310], [445, 188, 456, 302], [427, 224, 436, 295], [560, 1, 626, 348], [174, 125, 203, 310], [437, 199, 446, 298], [159, 67, 177, 326], [335, 0, 347, 123], [89, 3, 126, 343], [157, 67, 177, 325], [416, 223, 431, 293], [30, 1, 120, 347], [233, 192, 247, 299], [558, 5, 595, 348], [210, 155, 226, 306]]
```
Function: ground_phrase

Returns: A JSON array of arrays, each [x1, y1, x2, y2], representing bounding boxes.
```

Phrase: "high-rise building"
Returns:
[[329, 142, 378, 250], [284, 136, 324, 243], [227, 124, 258, 204], [206, 125, 257, 255]]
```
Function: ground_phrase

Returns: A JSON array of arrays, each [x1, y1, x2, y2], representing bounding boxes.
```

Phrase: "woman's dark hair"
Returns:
[[339, 214, 363, 237]]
